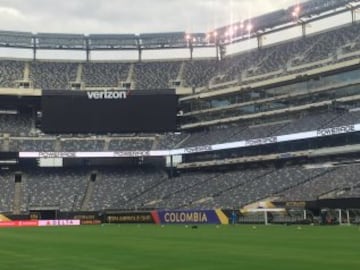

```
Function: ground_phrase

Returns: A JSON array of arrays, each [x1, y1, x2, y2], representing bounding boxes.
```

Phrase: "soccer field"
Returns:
[[0, 224, 359, 270]]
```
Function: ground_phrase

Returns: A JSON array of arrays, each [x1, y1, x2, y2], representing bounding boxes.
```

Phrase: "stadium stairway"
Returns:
[[24, 62, 30, 81], [103, 138, 110, 151], [13, 174, 22, 215], [80, 172, 97, 211], [2, 135, 10, 151], [177, 61, 185, 82], [151, 136, 160, 150], [126, 63, 135, 83], [54, 138, 61, 152], [175, 134, 195, 148], [76, 63, 83, 83], [173, 134, 191, 148]]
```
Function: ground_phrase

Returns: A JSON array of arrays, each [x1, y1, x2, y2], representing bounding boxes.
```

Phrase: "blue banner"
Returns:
[[156, 210, 228, 224]]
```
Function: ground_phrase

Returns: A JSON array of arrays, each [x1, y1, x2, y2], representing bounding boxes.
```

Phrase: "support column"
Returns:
[[85, 38, 90, 62], [338, 209, 342, 225], [138, 48, 142, 62], [302, 22, 307, 38], [32, 36, 37, 61], [86, 50, 90, 62], [33, 47, 37, 61], [346, 210, 350, 225], [169, 155, 174, 179], [257, 35, 263, 49], [264, 211, 268, 225]]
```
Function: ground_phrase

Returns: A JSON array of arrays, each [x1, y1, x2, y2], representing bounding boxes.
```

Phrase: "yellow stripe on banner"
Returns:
[[0, 214, 11, 221], [215, 209, 229, 225]]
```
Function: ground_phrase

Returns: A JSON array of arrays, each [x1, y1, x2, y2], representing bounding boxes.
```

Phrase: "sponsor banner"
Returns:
[[155, 210, 228, 224], [86, 90, 128, 100], [38, 220, 80, 226], [40, 152, 76, 158], [106, 212, 154, 224], [113, 151, 150, 157], [19, 123, 360, 159], [245, 136, 277, 147], [183, 145, 213, 154], [81, 220, 102, 225], [316, 125, 355, 137], [285, 201, 306, 209], [70, 213, 99, 221], [215, 209, 229, 225], [0, 220, 39, 227]]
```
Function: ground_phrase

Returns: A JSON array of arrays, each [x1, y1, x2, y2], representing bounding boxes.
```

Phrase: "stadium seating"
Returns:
[[60, 139, 105, 152], [179, 110, 360, 148], [0, 22, 359, 90], [0, 114, 34, 136], [154, 132, 189, 149], [0, 171, 15, 212], [278, 164, 360, 201], [0, 60, 24, 88], [0, 109, 358, 152], [133, 61, 181, 89], [82, 62, 130, 87], [9, 138, 56, 152], [183, 60, 218, 88], [108, 138, 154, 151], [1, 162, 357, 211], [30, 62, 78, 89], [89, 168, 165, 210], [22, 168, 88, 212]]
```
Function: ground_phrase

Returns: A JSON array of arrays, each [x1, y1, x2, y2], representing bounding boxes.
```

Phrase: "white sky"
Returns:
[[0, 0, 305, 34]]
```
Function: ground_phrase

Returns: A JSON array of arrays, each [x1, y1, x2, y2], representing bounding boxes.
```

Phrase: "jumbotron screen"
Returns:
[[41, 89, 178, 133]]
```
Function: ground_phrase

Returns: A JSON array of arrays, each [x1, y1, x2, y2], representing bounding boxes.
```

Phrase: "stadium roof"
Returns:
[[0, 0, 358, 51], [215, 0, 360, 41], [36, 33, 86, 49], [88, 34, 138, 49]]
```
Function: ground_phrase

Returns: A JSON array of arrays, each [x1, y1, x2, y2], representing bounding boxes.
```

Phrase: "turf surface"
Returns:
[[0, 224, 359, 270]]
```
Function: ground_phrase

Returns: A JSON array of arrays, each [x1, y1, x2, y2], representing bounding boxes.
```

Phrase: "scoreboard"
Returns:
[[41, 89, 178, 133]]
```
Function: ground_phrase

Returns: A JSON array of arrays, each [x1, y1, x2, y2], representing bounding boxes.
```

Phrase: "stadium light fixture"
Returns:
[[292, 5, 301, 18], [246, 23, 253, 32], [229, 28, 234, 36]]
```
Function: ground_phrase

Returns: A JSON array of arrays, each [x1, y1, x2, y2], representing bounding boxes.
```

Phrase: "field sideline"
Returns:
[[0, 224, 359, 270]]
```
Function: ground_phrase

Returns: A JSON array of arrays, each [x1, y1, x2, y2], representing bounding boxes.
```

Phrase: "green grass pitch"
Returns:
[[0, 224, 359, 270]]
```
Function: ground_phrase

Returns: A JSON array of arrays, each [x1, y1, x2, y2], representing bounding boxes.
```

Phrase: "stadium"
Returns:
[[1, 0, 360, 269]]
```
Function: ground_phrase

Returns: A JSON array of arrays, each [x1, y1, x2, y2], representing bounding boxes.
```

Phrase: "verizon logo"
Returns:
[[87, 90, 128, 100]]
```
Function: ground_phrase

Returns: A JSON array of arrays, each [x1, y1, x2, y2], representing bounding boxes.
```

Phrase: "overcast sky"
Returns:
[[0, 0, 304, 34]]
